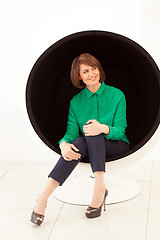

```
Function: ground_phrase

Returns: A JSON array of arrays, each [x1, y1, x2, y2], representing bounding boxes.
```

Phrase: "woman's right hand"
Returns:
[[60, 141, 81, 161]]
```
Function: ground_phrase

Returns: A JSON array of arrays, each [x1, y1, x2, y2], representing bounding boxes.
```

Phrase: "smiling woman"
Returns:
[[30, 51, 131, 223], [79, 65, 100, 87], [70, 53, 105, 89], [58, 53, 130, 148]]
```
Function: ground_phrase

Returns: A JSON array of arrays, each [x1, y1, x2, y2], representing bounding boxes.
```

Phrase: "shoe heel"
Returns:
[[103, 189, 108, 211], [103, 200, 106, 211], [85, 188, 108, 218]]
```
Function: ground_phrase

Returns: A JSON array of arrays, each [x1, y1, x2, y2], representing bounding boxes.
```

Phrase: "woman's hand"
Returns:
[[83, 119, 109, 136], [60, 141, 81, 161]]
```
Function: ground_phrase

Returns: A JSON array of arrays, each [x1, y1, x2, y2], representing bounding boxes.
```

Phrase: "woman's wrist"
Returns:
[[59, 141, 67, 150], [101, 124, 110, 135]]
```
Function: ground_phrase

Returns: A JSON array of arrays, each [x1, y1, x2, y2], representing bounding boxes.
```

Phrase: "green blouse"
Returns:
[[59, 82, 129, 145]]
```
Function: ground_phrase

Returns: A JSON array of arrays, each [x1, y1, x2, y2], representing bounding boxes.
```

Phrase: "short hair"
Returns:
[[70, 53, 106, 89]]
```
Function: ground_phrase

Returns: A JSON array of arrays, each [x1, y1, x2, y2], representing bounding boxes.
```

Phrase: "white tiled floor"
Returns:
[[0, 158, 159, 240]]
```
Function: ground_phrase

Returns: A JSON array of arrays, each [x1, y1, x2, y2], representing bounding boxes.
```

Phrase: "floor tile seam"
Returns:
[[0, 162, 15, 181], [0, 208, 63, 211], [135, 179, 151, 183], [0, 161, 14, 163], [144, 159, 154, 240], [47, 202, 65, 240], [0, 205, 151, 211]]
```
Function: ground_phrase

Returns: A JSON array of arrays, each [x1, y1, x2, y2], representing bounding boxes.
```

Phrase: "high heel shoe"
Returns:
[[85, 189, 108, 219], [30, 199, 47, 226], [31, 211, 44, 226]]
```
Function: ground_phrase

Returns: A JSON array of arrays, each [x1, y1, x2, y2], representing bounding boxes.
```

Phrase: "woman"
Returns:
[[31, 53, 130, 225]]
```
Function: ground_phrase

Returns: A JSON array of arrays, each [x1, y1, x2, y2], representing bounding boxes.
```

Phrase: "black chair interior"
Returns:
[[26, 31, 160, 162]]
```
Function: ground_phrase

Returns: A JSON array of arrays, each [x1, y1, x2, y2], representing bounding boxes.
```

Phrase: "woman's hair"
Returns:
[[70, 53, 106, 88]]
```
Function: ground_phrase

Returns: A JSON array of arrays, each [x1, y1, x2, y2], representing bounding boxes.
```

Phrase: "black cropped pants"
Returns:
[[48, 133, 130, 186]]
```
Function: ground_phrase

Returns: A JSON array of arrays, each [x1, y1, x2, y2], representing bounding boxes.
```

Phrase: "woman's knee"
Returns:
[[71, 137, 87, 157]]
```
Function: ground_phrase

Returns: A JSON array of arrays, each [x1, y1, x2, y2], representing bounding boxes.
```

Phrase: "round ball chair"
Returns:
[[26, 30, 160, 205]]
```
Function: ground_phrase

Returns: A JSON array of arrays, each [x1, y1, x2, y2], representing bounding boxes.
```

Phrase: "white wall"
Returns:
[[0, 0, 159, 162]]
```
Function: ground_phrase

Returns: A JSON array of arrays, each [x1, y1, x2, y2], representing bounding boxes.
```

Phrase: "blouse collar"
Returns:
[[84, 81, 105, 98]]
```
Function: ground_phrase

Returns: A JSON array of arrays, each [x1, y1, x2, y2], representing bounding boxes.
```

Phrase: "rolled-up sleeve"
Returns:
[[104, 93, 127, 141], [58, 101, 80, 145]]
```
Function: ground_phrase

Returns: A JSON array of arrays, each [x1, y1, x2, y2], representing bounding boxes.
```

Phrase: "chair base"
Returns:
[[53, 175, 142, 206]]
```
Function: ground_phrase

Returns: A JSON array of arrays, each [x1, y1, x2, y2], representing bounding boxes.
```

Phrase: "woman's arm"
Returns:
[[104, 93, 127, 140], [58, 101, 80, 145]]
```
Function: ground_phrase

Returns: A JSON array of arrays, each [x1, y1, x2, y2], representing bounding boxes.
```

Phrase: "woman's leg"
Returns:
[[85, 134, 130, 208], [104, 139, 130, 159], [33, 137, 87, 218], [48, 137, 87, 185], [33, 178, 60, 217], [85, 133, 106, 208], [89, 171, 106, 208], [85, 133, 106, 173]]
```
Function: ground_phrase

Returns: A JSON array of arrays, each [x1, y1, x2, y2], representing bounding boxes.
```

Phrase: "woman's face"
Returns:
[[79, 64, 100, 87]]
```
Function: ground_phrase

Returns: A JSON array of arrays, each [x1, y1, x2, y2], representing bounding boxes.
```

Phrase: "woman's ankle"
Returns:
[[89, 184, 106, 207], [37, 195, 48, 204]]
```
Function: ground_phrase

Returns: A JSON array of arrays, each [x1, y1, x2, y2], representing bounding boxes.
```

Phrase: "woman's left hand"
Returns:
[[83, 119, 104, 136]]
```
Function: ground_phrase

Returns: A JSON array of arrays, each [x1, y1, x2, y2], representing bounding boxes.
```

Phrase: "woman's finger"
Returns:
[[70, 144, 79, 152], [64, 157, 72, 161], [65, 149, 80, 157], [64, 156, 79, 161], [67, 152, 81, 159], [86, 119, 94, 124]]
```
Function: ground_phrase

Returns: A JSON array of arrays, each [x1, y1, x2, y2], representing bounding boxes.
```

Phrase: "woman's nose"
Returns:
[[88, 70, 94, 77]]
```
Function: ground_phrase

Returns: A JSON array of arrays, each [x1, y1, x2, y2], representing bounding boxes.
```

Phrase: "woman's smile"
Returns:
[[89, 76, 96, 80]]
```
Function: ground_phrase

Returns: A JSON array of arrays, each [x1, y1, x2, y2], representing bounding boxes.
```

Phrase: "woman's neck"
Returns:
[[86, 82, 101, 93]]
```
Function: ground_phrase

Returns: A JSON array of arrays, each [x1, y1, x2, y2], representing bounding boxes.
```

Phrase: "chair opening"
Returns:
[[26, 30, 160, 162]]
